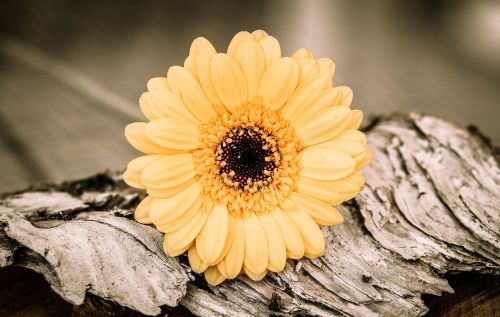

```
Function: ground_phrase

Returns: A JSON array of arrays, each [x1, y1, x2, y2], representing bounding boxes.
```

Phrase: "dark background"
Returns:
[[0, 0, 499, 193]]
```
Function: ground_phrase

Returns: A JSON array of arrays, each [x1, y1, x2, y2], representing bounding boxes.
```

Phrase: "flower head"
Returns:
[[124, 30, 371, 285]]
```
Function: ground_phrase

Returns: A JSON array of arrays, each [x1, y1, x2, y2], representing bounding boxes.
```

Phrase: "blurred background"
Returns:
[[0, 0, 499, 193]]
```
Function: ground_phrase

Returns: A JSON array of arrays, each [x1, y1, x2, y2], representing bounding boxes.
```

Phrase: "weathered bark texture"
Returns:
[[0, 113, 498, 316]]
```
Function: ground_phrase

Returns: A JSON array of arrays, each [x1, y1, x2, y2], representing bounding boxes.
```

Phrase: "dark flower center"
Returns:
[[216, 127, 279, 189]]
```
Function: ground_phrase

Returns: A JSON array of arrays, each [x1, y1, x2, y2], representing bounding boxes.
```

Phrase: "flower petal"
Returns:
[[295, 106, 352, 146], [356, 148, 372, 170], [296, 58, 321, 83], [258, 57, 299, 110], [163, 209, 208, 256], [244, 267, 267, 281], [227, 31, 252, 57], [317, 58, 336, 83], [134, 195, 153, 224], [334, 129, 367, 144], [259, 36, 281, 67], [147, 77, 170, 92], [297, 173, 365, 203], [140, 153, 196, 190], [212, 213, 235, 264], [257, 212, 286, 272], [281, 71, 330, 123], [292, 86, 353, 128], [125, 122, 175, 154], [139, 91, 200, 124], [319, 140, 367, 163], [194, 52, 224, 109], [145, 117, 199, 151], [123, 155, 160, 189], [243, 211, 268, 275], [287, 208, 325, 258], [270, 208, 304, 259], [167, 66, 215, 123], [347, 109, 363, 129], [204, 266, 225, 286], [291, 48, 314, 60], [289, 192, 344, 226], [146, 179, 195, 198], [295, 175, 344, 205], [251, 29, 268, 42], [156, 196, 202, 234], [299, 146, 356, 181], [211, 53, 248, 113], [188, 245, 208, 273], [233, 39, 266, 102], [196, 204, 229, 265], [149, 181, 201, 225], [189, 37, 217, 57], [217, 215, 245, 279]]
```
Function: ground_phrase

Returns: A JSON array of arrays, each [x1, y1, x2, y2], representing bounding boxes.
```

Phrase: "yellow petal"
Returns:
[[333, 129, 367, 145], [147, 77, 170, 92], [291, 48, 314, 60], [184, 56, 196, 73], [134, 195, 153, 224], [319, 140, 367, 163], [347, 109, 363, 129], [299, 146, 356, 181], [243, 211, 268, 275], [145, 118, 199, 151], [244, 267, 267, 281], [194, 52, 224, 108], [167, 66, 215, 123], [296, 106, 352, 146], [270, 208, 304, 259], [188, 245, 209, 273], [123, 155, 160, 189], [217, 215, 245, 279], [299, 172, 365, 202], [289, 192, 344, 226], [125, 122, 175, 154], [292, 86, 353, 128], [286, 208, 325, 258], [356, 148, 372, 170], [251, 29, 268, 42], [257, 212, 286, 272], [140, 153, 195, 190], [316, 58, 336, 83], [156, 196, 202, 234], [258, 57, 299, 110], [196, 204, 229, 265], [281, 71, 330, 123], [227, 31, 252, 57], [211, 53, 248, 113], [149, 181, 201, 225], [189, 37, 217, 57], [296, 58, 321, 83], [259, 36, 281, 67], [139, 91, 200, 124], [204, 266, 225, 286], [233, 39, 266, 102], [163, 210, 208, 256], [295, 175, 344, 205], [146, 179, 195, 198], [212, 214, 235, 264]]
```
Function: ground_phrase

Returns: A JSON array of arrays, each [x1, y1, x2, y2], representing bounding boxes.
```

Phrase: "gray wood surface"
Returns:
[[0, 113, 498, 316]]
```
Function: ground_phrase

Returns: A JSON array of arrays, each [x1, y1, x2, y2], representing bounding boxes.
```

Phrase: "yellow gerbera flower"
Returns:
[[124, 30, 371, 285]]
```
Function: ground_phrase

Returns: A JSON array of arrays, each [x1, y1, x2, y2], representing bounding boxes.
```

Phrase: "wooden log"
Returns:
[[0, 113, 498, 316]]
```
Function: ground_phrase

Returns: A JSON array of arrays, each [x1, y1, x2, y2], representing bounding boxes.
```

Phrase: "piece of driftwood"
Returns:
[[0, 113, 498, 316]]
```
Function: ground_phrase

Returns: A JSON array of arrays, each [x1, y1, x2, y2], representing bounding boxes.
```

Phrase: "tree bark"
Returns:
[[0, 113, 498, 317]]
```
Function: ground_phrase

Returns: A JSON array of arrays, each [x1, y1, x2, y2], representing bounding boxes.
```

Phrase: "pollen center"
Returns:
[[193, 103, 302, 216], [217, 127, 279, 190]]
